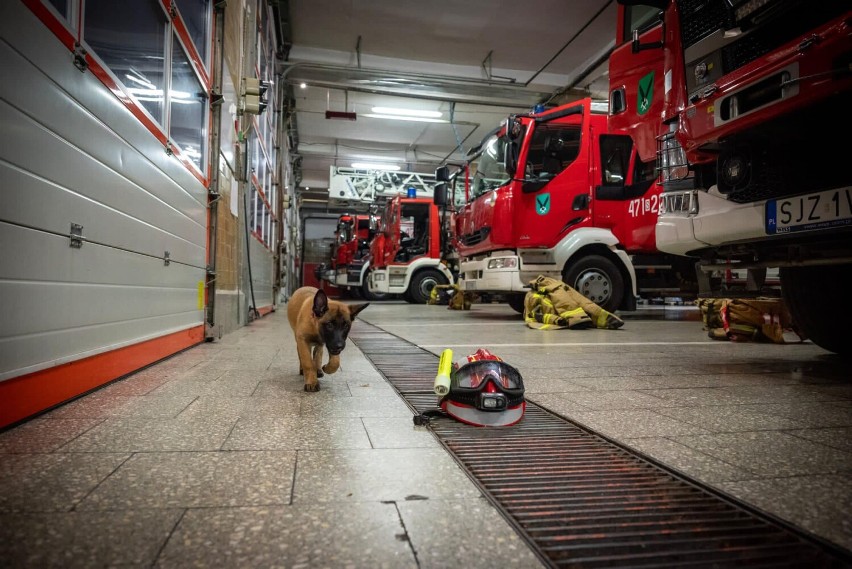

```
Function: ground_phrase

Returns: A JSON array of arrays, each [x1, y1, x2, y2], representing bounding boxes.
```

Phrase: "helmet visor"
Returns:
[[454, 360, 523, 391]]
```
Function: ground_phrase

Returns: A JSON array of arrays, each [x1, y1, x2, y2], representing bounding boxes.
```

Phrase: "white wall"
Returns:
[[0, 2, 207, 381]]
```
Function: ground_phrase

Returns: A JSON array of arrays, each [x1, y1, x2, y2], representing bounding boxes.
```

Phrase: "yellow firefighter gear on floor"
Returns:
[[697, 297, 805, 343], [524, 275, 624, 330], [429, 284, 472, 310]]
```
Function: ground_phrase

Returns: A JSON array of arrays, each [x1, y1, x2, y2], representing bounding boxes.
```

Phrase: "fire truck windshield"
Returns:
[[469, 135, 511, 200]]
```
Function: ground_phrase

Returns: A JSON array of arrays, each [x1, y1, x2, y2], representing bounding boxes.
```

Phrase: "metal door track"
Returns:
[[350, 323, 852, 568]]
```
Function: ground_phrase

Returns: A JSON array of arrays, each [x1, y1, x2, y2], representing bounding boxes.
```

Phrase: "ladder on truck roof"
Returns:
[[328, 166, 436, 209]]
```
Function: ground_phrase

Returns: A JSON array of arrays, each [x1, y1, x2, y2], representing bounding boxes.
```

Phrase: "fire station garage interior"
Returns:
[[2, 1, 851, 567]]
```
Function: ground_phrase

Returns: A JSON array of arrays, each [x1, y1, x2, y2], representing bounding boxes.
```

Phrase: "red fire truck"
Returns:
[[316, 213, 381, 299], [443, 97, 693, 313], [615, 1, 852, 354], [367, 194, 456, 303]]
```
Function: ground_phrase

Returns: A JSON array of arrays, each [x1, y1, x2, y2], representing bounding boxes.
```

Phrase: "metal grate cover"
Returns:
[[350, 323, 852, 568]]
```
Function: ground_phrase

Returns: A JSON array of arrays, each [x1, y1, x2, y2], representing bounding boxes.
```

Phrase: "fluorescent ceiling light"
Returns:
[[351, 162, 401, 171], [371, 107, 442, 118], [362, 113, 448, 124]]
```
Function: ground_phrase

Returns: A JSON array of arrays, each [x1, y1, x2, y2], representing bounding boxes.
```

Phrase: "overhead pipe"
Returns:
[[524, 0, 614, 87]]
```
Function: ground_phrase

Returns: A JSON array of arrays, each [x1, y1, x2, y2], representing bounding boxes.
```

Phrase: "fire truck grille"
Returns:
[[461, 227, 490, 247], [350, 322, 851, 568], [677, 0, 845, 76]]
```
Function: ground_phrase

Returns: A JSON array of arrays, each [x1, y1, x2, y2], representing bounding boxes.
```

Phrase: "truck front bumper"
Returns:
[[656, 189, 767, 257], [458, 255, 523, 292]]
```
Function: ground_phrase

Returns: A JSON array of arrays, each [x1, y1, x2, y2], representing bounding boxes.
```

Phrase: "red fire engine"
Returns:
[[443, 97, 693, 313], [615, 1, 852, 354]]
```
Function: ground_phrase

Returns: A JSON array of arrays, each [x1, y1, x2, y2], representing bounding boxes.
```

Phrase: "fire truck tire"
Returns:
[[407, 269, 448, 304], [562, 255, 624, 313], [780, 264, 851, 357], [361, 274, 391, 302], [507, 293, 526, 314]]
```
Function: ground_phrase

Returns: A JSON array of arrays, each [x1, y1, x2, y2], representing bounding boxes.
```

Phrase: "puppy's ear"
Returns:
[[312, 289, 329, 318], [348, 302, 369, 319]]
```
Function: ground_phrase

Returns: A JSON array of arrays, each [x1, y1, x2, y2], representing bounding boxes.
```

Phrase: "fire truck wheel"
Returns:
[[780, 264, 851, 356], [562, 255, 624, 313], [507, 293, 526, 315], [407, 269, 448, 304]]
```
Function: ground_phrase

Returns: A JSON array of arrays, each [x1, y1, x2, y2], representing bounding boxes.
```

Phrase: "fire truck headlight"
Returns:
[[487, 257, 518, 270]]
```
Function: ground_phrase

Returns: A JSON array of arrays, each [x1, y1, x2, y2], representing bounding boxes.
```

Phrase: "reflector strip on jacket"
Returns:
[[442, 399, 525, 427], [524, 291, 591, 330]]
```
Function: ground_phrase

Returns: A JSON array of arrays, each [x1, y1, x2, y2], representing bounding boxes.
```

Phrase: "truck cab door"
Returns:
[[518, 118, 592, 246], [594, 133, 660, 253]]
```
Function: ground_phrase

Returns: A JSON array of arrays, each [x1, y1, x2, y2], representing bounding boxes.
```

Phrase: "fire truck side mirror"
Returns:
[[435, 166, 450, 182], [506, 117, 521, 140], [505, 140, 519, 176], [433, 182, 448, 207]]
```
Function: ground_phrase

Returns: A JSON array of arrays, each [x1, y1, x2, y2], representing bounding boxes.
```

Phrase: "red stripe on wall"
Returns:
[[257, 305, 275, 317], [0, 325, 204, 429]]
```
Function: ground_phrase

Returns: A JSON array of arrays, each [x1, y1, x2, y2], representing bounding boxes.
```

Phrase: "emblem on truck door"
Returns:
[[536, 193, 551, 215], [637, 71, 654, 116]]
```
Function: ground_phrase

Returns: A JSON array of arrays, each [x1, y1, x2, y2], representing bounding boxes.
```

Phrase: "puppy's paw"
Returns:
[[322, 362, 339, 374], [316, 369, 324, 378], [304, 381, 320, 392]]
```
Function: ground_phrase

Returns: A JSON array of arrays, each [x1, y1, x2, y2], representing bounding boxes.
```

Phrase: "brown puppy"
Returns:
[[286, 286, 369, 391]]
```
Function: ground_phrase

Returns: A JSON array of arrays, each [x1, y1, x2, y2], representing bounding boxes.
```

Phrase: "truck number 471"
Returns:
[[628, 195, 658, 218]]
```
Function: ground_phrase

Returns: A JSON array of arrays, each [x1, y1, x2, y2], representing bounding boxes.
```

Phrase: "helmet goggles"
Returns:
[[445, 360, 525, 417]]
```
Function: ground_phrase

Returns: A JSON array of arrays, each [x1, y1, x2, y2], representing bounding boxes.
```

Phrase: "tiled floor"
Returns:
[[1, 300, 851, 567]]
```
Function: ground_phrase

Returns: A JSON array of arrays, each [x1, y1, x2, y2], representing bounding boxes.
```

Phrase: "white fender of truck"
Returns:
[[401, 258, 455, 289], [552, 227, 638, 297], [358, 260, 371, 284]]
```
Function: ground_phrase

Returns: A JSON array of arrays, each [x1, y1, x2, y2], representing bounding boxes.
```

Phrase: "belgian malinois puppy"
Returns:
[[287, 286, 369, 391]]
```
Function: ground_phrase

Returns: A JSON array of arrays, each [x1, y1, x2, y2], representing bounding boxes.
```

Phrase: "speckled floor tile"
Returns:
[[398, 498, 545, 568], [58, 416, 237, 452], [0, 508, 183, 567], [253, 376, 352, 397], [638, 373, 802, 388], [97, 371, 177, 396], [671, 431, 852, 477], [346, 380, 397, 396], [0, 452, 130, 512], [623, 437, 754, 484], [176, 395, 302, 421], [155, 503, 416, 568], [223, 416, 372, 450], [784, 427, 852, 453], [148, 375, 261, 397], [740, 402, 852, 428], [43, 393, 195, 420], [300, 394, 414, 418], [293, 448, 482, 503], [718, 474, 852, 552], [568, 409, 710, 438], [555, 389, 669, 410], [77, 450, 295, 509], [362, 418, 441, 449], [520, 376, 592, 393], [0, 416, 104, 453], [525, 394, 591, 417], [563, 376, 667, 390], [656, 405, 808, 432]]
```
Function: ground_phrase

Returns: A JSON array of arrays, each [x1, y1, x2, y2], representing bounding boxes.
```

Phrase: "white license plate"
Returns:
[[766, 187, 852, 234]]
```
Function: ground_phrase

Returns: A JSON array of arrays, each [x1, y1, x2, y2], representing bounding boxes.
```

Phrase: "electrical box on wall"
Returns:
[[240, 77, 269, 115]]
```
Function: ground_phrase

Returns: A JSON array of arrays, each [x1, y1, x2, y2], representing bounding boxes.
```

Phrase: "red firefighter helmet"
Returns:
[[440, 349, 525, 427]]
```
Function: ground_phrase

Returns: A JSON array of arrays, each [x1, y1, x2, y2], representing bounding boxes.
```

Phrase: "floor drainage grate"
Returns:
[[350, 323, 851, 568]]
